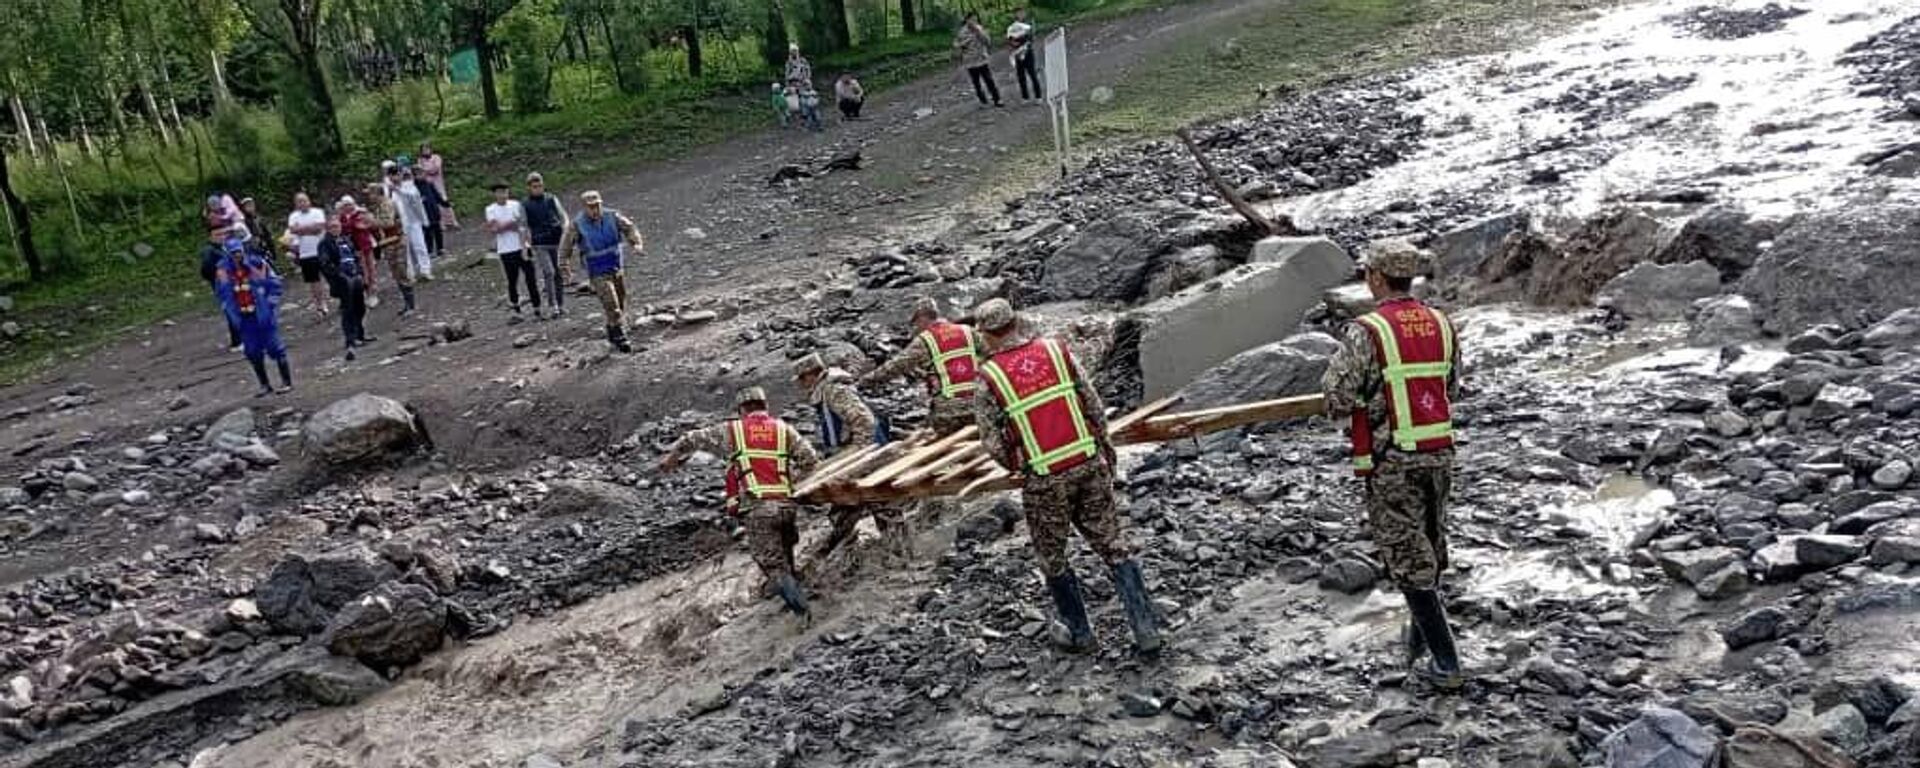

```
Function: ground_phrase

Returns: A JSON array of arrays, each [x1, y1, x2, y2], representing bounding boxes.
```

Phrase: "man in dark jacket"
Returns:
[[317, 217, 375, 361], [419, 178, 449, 260], [522, 172, 570, 316]]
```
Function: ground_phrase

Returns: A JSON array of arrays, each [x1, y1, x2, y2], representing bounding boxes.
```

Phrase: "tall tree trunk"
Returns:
[[599, 10, 631, 93], [297, 43, 347, 164], [476, 24, 502, 118], [156, 56, 188, 137], [574, 19, 591, 62], [762, 0, 790, 71], [900, 0, 916, 34], [819, 0, 852, 52], [209, 49, 232, 102], [0, 150, 43, 280], [8, 95, 35, 158], [683, 25, 703, 79]]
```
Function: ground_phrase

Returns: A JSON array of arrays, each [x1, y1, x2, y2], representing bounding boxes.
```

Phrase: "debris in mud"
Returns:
[[1841, 13, 1920, 115], [1665, 3, 1808, 40]]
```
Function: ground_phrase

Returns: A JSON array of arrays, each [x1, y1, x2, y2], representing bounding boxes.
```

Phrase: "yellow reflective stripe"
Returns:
[[730, 418, 791, 496], [1352, 455, 1375, 470], [981, 340, 1097, 476], [923, 328, 981, 399], [1360, 311, 1455, 450], [1433, 308, 1454, 365], [980, 360, 1049, 465]]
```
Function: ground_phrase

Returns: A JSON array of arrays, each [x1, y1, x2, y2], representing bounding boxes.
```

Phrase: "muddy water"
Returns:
[[1291, 0, 1920, 227]]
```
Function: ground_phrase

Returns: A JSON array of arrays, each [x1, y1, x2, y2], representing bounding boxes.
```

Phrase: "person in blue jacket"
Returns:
[[213, 238, 295, 396], [317, 217, 375, 361], [198, 233, 243, 352]]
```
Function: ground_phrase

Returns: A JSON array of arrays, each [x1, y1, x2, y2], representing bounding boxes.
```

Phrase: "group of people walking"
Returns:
[[657, 243, 1468, 692]]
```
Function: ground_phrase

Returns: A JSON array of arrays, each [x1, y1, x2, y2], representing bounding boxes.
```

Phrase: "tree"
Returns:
[[451, 0, 523, 119], [236, 0, 346, 165], [497, 0, 560, 113], [760, 0, 789, 71], [900, 0, 914, 34], [0, 151, 43, 280]]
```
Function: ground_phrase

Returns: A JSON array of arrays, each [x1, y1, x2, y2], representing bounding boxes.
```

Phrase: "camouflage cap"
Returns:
[[1362, 239, 1429, 280], [792, 353, 826, 380], [909, 296, 940, 321], [973, 298, 1019, 333], [735, 386, 768, 408]]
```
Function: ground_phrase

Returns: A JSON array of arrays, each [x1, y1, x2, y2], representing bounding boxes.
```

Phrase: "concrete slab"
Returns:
[[1134, 237, 1354, 400], [1250, 236, 1352, 269]]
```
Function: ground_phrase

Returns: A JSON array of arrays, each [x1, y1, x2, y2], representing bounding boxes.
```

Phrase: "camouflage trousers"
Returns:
[[1022, 458, 1134, 577], [927, 396, 976, 435], [1365, 451, 1454, 590], [823, 504, 909, 554], [740, 498, 801, 582]]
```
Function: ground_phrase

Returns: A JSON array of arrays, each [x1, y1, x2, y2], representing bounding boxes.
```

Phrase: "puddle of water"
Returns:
[[1292, 0, 1920, 227], [1551, 471, 1677, 553], [1596, 343, 1789, 379]]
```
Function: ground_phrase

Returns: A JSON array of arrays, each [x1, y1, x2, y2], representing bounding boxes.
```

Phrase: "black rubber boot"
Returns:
[[400, 286, 417, 315], [1404, 618, 1428, 665], [775, 572, 810, 619], [1045, 570, 1096, 653], [1112, 559, 1163, 654], [248, 358, 272, 396], [607, 325, 633, 353], [275, 359, 293, 390], [1404, 589, 1464, 690]]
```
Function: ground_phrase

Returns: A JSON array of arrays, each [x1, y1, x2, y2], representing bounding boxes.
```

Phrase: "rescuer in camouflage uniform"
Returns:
[[862, 296, 983, 435], [660, 387, 821, 617], [1320, 240, 1466, 689], [795, 353, 911, 561], [971, 298, 1161, 654]]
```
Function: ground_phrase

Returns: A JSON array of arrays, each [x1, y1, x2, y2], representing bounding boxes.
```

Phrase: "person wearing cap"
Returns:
[[484, 181, 540, 319], [317, 216, 375, 361], [521, 172, 571, 316], [861, 296, 983, 435], [659, 387, 822, 618], [390, 165, 435, 282], [212, 237, 294, 396], [795, 353, 908, 561], [970, 298, 1160, 654], [1321, 239, 1465, 691], [363, 182, 418, 316], [556, 190, 645, 352]]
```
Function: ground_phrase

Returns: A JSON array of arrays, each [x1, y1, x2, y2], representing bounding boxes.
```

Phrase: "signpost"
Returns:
[[1043, 28, 1071, 177]]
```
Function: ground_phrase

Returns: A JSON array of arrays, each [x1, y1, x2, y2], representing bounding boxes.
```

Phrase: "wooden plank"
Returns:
[[957, 468, 1016, 498], [1115, 394, 1326, 444], [890, 435, 985, 486], [855, 427, 978, 489], [1107, 396, 1182, 435], [793, 437, 917, 498], [935, 454, 995, 483]]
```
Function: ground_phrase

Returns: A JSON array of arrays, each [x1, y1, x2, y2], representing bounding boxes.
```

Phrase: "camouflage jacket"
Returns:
[[972, 333, 1111, 474], [668, 416, 821, 480], [1320, 300, 1462, 468]]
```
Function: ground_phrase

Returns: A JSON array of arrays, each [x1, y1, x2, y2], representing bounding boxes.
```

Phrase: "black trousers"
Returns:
[[500, 250, 541, 310], [424, 222, 445, 256], [1015, 53, 1041, 100], [338, 281, 367, 347], [967, 65, 1001, 105], [839, 98, 863, 119]]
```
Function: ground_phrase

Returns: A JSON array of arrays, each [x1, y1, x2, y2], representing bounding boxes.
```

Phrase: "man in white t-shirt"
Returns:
[[484, 182, 540, 318], [287, 192, 329, 315], [1007, 8, 1041, 102]]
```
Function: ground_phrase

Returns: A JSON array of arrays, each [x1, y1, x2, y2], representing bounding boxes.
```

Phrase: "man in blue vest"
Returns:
[[556, 190, 644, 352], [522, 172, 570, 317]]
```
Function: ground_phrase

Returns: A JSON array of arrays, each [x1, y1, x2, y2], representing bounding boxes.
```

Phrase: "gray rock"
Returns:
[[1688, 295, 1761, 345], [1694, 564, 1751, 600], [1871, 537, 1920, 565], [1739, 204, 1920, 334], [1176, 332, 1341, 409], [257, 545, 403, 635], [1835, 501, 1914, 534], [1704, 410, 1750, 437], [1786, 326, 1844, 354], [1780, 373, 1829, 406], [1526, 657, 1590, 695], [1131, 248, 1351, 400], [1721, 605, 1793, 650], [286, 654, 389, 706], [1600, 707, 1715, 768], [1432, 210, 1528, 286], [1143, 245, 1227, 302], [1890, 698, 1920, 728], [0, 487, 28, 507], [1037, 215, 1165, 302], [511, 333, 538, 349], [524, 755, 564, 768], [61, 471, 99, 492], [1598, 261, 1723, 320], [303, 394, 425, 464], [1811, 384, 1873, 421], [1751, 538, 1805, 582], [1316, 557, 1378, 594], [1872, 460, 1912, 490], [189, 453, 233, 478], [542, 479, 643, 518], [193, 523, 227, 543], [1655, 206, 1776, 279], [1844, 675, 1912, 725], [1656, 547, 1743, 586], [232, 440, 281, 467], [1862, 307, 1920, 348], [1795, 535, 1867, 569], [1813, 704, 1868, 754], [205, 408, 256, 446], [1119, 690, 1162, 717], [325, 582, 449, 669]]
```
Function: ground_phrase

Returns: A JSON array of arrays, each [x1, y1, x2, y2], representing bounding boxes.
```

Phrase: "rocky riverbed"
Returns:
[[6, 1, 1920, 767]]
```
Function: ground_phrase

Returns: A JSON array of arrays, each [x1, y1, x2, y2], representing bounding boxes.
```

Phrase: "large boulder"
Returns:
[[1862, 308, 1920, 348], [1176, 332, 1341, 409], [1739, 204, 1920, 334], [303, 394, 426, 464], [1653, 206, 1778, 280], [1598, 261, 1723, 320], [1601, 707, 1716, 768], [1130, 240, 1353, 399], [1036, 215, 1165, 302], [1718, 726, 1857, 768], [256, 544, 403, 634], [1689, 295, 1762, 346], [325, 582, 449, 670], [1142, 245, 1228, 302], [204, 407, 257, 446], [1527, 207, 1676, 307], [1432, 210, 1529, 286]]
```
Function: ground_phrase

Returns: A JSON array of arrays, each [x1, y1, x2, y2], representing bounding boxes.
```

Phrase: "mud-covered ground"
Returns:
[[6, 1, 1920, 767]]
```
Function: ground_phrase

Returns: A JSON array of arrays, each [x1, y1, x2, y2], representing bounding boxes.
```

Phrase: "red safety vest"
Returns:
[[979, 337, 1099, 476], [724, 412, 793, 500], [1350, 298, 1456, 476], [919, 321, 981, 399]]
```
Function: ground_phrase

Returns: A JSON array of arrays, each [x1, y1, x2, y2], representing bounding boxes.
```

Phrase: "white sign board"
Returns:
[[1043, 28, 1069, 101]]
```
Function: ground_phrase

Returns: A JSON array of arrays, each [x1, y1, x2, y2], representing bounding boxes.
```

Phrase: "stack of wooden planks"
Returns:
[[795, 393, 1327, 505]]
